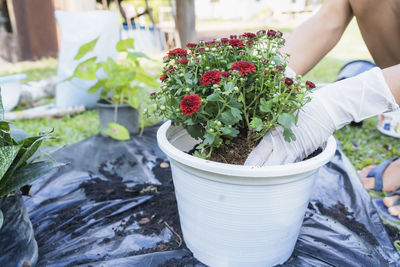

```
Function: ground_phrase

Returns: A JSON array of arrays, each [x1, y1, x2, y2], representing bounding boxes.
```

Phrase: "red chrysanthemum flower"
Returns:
[[285, 77, 294, 86], [275, 65, 283, 71], [200, 70, 223, 85], [180, 94, 202, 116], [230, 61, 256, 76], [178, 58, 189, 65], [198, 47, 206, 53], [246, 40, 254, 46], [306, 81, 316, 89], [205, 40, 215, 46], [267, 29, 277, 37], [221, 38, 229, 43], [257, 29, 266, 35], [228, 39, 245, 48], [160, 74, 167, 82], [242, 32, 256, 38], [186, 43, 198, 48], [221, 71, 230, 78], [168, 67, 177, 73], [168, 48, 188, 58], [230, 35, 237, 39]]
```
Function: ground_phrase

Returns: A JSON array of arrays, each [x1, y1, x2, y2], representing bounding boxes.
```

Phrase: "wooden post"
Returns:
[[176, 0, 196, 47]]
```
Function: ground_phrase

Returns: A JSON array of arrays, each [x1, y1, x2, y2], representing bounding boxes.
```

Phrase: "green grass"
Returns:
[[0, 57, 57, 82]]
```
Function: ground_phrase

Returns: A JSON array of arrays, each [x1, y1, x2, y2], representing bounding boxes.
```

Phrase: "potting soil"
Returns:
[[12, 123, 400, 266]]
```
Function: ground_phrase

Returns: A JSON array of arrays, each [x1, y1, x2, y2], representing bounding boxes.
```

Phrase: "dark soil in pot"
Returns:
[[97, 99, 139, 134], [188, 129, 323, 165]]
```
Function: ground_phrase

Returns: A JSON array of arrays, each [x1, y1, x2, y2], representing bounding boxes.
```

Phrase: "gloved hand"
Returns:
[[245, 67, 399, 166]]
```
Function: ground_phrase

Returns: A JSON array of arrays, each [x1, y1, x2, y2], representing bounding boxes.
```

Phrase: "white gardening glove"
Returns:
[[245, 67, 399, 166]]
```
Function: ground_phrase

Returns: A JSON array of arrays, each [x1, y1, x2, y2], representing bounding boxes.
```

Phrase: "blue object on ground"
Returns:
[[336, 59, 376, 81], [367, 157, 400, 191]]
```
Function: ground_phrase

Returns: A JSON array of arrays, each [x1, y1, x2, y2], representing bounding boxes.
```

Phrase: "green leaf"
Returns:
[[0, 145, 20, 181], [74, 37, 99, 60], [0, 209, 3, 230], [229, 97, 242, 108], [221, 126, 239, 137], [220, 110, 240, 125], [116, 38, 135, 52], [282, 128, 296, 142], [88, 79, 105, 94], [0, 121, 10, 131], [72, 57, 99, 80], [185, 124, 204, 139], [277, 113, 296, 129], [128, 51, 152, 60], [7, 136, 48, 179], [102, 123, 130, 141], [136, 68, 159, 88], [203, 133, 216, 145], [260, 98, 272, 113], [250, 117, 263, 132], [0, 87, 3, 120], [207, 93, 219, 101], [230, 107, 242, 121], [0, 161, 64, 198], [128, 95, 140, 109]]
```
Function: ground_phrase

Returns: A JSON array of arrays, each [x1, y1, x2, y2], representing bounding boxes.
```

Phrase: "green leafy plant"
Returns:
[[67, 37, 158, 140], [152, 30, 316, 161], [0, 88, 62, 229]]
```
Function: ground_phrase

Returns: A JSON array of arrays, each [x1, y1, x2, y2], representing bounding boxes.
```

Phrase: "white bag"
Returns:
[[55, 10, 119, 108]]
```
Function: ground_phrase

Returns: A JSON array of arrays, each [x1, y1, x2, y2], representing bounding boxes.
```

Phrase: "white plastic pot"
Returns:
[[377, 111, 400, 138], [157, 121, 337, 267], [0, 73, 27, 112]]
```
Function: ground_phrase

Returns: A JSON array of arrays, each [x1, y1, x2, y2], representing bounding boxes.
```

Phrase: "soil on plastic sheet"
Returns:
[[314, 201, 379, 246], [42, 155, 186, 261], [383, 223, 400, 247]]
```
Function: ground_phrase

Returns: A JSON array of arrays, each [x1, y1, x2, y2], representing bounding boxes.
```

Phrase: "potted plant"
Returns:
[[67, 37, 158, 140], [0, 88, 62, 266], [153, 30, 337, 266]]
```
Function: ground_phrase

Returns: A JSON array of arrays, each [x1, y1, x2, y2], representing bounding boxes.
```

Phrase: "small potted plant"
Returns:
[[153, 30, 337, 266], [0, 88, 62, 266], [68, 37, 158, 140]]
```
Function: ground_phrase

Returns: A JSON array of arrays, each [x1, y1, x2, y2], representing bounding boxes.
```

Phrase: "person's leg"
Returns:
[[360, 158, 400, 218]]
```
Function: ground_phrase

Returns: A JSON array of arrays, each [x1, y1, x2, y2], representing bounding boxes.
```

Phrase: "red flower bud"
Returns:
[[178, 58, 189, 65], [275, 65, 283, 71], [221, 38, 229, 43], [221, 71, 230, 78], [306, 81, 316, 89], [267, 29, 277, 37], [160, 74, 167, 82], [150, 92, 156, 97], [285, 77, 294, 86], [186, 43, 198, 48]]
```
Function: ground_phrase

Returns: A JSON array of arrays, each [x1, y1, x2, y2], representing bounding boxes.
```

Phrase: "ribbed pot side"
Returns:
[[157, 121, 337, 267]]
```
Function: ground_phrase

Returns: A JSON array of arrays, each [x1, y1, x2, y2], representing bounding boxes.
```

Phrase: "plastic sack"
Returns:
[[120, 23, 163, 52], [55, 10, 120, 109], [0, 194, 38, 267], [20, 124, 400, 266]]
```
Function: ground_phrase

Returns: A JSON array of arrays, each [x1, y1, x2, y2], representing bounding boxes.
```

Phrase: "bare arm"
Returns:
[[383, 64, 400, 104], [282, 0, 353, 75]]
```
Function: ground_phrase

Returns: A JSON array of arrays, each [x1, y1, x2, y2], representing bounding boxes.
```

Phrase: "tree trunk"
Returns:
[[176, 0, 196, 47]]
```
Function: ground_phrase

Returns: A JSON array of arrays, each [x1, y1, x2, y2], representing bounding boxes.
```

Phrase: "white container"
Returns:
[[157, 121, 337, 267], [377, 111, 400, 138], [0, 73, 27, 112]]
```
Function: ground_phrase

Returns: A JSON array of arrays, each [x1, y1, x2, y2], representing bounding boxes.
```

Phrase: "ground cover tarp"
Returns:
[[19, 123, 400, 266]]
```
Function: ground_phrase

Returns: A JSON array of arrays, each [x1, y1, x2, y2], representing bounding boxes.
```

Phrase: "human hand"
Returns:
[[245, 67, 399, 166]]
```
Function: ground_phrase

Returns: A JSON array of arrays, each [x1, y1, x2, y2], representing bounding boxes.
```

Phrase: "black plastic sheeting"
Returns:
[[20, 124, 399, 266]]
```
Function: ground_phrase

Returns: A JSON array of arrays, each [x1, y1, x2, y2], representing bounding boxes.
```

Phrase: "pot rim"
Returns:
[[157, 120, 337, 177], [96, 100, 132, 109]]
